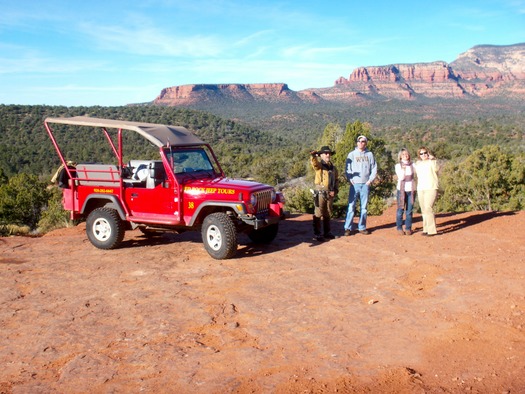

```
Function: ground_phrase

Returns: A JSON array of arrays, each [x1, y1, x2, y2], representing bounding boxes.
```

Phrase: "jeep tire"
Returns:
[[86, 207, 125, 250], [202, 212, 237, 259]]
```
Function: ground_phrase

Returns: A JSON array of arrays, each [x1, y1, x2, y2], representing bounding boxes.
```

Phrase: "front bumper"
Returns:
[[240, 213, 281, 229]]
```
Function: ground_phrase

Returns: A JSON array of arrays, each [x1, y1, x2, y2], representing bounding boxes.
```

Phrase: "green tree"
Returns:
[[508, 153, 525, 209], [0, 167, 7, 184], [437, 145, 525, 211], [0, 173, 50, 229], [37, 187, 73, 232], [251, 156, 287, 185], [317, 122, 344, 150]]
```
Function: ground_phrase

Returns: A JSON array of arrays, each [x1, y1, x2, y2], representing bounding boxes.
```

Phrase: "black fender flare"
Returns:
[[80, 194, 127, 220], [188, 201, 246, 227]]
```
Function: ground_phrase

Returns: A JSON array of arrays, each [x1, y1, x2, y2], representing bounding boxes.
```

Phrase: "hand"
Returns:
[[366, 180, 371, 186]]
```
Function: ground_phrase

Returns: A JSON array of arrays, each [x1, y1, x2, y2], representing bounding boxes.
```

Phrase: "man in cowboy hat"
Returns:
[[310, 146, 339, 241]]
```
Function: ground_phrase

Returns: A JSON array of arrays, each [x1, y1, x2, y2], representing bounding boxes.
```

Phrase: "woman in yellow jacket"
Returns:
[[414, 146, 439, 236]]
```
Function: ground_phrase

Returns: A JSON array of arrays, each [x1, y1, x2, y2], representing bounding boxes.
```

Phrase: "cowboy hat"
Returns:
[[318, 146, 335, 155]]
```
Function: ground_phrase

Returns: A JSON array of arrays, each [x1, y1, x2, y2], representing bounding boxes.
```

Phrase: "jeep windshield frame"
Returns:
[[164, 146, 222, 177]]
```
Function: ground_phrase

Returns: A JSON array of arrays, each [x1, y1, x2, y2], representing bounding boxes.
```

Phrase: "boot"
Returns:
[[313, 216, 324, 241], [323, 220, 335, 239]]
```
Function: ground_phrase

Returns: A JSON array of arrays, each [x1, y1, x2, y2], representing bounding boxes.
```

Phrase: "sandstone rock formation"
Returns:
[[333, 62, 466, 99], [153, 83, 323, 106], [330, 43, 525, 100], [450, 44, 525, 97], [151, 43, 525, 106]]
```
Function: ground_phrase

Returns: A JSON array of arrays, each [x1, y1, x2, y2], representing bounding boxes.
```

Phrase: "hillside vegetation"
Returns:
[[0, 105, 291, 180], [174, 97, 525, 156]]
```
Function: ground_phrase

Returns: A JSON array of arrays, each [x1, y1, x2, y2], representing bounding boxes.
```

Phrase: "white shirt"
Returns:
[[395, 162, 414, 192]]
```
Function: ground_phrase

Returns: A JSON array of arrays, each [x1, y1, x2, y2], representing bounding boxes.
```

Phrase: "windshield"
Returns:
[[165, 146, 220, 175]]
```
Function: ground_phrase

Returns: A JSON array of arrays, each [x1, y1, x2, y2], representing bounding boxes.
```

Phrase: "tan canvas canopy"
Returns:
[[45, 116, 205, 147]]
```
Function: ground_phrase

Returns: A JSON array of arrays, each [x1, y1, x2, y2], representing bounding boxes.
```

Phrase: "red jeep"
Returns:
[[45, 116, 285, 259]]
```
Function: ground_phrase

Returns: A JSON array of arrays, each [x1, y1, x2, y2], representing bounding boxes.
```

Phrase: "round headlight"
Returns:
[[250, 194, 257, 206]]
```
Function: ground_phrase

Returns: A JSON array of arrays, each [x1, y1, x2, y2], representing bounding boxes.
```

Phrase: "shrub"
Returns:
[[37, 187, 74, 233], [0, 173, 49, 230], [0, 224, 31, 236], [283, 186, 314, 214]]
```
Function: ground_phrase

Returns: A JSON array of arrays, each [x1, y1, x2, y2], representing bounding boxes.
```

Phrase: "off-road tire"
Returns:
[[202, 212, 237, 259], [86, 208, 125, 250], [248, 223, 279, 244]]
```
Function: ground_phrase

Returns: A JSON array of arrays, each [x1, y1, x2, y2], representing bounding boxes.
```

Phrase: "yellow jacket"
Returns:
[[311, 156, 339, 194]]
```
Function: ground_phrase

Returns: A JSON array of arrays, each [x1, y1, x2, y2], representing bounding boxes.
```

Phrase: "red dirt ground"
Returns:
[[1, 207, 524, 393]]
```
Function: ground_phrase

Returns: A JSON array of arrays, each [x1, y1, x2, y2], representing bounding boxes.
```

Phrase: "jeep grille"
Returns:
[[254, 189, 272, 214]]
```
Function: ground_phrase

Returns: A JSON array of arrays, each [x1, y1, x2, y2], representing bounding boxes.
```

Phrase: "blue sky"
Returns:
[[1, 0, 524, 106]]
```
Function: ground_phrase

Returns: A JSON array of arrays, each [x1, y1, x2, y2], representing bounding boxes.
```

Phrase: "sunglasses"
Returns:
[[419, 151, 428, 155], [358, 140, 367, 143]]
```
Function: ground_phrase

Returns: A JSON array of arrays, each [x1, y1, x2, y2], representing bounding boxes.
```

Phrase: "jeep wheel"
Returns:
[[248, 223, 279, 244], [202, 212, 237, 260], [86, 208, 125, 250]]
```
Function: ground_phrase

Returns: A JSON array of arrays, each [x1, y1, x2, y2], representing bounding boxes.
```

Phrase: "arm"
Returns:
[[429, 156, 439, 171], [310, 154, 321, 171], [367, 153, 378, 185], [333, 166, 340, 196], [345, 155, 353, 183], [395, 163, 404, 180]]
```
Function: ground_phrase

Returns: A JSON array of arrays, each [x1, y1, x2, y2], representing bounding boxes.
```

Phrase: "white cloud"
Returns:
[[0, 54, 107, 75], [233, 30, 275, 48], [508, 0, 525, 14], [282, 44, 372, 60], [78, 23, 224, 57]]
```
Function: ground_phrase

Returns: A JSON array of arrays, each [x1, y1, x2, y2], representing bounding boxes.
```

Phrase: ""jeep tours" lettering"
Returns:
[[184, 186, 235, 195]]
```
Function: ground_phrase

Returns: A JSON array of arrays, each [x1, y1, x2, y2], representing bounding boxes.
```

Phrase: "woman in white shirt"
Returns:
[[414, 146, 439, 236], [395, 148, 416, 235]]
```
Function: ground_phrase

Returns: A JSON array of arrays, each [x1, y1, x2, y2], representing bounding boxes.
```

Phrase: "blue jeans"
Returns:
[[396, 190, 414, 231], [344, 183, 369, 231]]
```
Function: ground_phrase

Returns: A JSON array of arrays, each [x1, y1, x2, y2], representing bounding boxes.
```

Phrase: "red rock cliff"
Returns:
[[153, 83, 321, 105], [149, 43, 525, 106]]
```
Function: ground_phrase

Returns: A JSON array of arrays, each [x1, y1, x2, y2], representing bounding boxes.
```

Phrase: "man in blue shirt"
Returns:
[[344, 136, 377, 235]]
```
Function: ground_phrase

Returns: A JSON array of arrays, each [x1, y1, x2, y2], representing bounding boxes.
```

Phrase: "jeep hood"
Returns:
[[184, 176, 273, 192]]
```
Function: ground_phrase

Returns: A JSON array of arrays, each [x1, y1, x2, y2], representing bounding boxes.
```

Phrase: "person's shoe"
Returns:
[[397, 229, 405, 236], [314, 235, 325, 242], [344, 230, 352, 236], [405, 230, 413, 235], [421, 232, 428, 236], [359, 230, 370, 235], [324, 233, 336, 240]]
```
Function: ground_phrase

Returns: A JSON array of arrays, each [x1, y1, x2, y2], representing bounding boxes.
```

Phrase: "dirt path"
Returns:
[[1, 208, 524, 393]]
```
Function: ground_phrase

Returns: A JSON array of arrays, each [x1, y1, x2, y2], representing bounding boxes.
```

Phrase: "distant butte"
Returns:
[[151, 43, 525, 106]]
